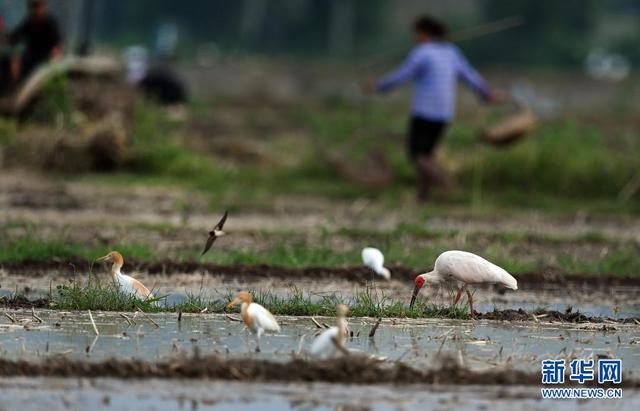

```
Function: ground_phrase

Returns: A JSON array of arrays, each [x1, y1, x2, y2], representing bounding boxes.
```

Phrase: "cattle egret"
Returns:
[[310, 304, 350, 358], [227, 291, 280, 352], [361, 247, 391, 280], [96, 251, 154, 301], [409, 250, 518, 318], [202, 210, 228, 255]]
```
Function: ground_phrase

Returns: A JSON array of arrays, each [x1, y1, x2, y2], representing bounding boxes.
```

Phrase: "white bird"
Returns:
[[96, 251, 154, 301], [410, 250, 518, 318], [361, 247, 391, 280], [227, 291, 280, 352], [310, 304, 349, 358]]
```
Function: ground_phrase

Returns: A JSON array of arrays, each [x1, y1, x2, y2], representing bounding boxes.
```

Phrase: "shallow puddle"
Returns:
[[0, 378, 636, 411], [0, 310, 638, 375]]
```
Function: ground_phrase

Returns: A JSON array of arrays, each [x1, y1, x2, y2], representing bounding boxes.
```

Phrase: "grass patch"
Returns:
[[0, 236, 156, 262], [54, 281, 163, 312], [51, 282, 468, 319], [556, 247, 640, 278]]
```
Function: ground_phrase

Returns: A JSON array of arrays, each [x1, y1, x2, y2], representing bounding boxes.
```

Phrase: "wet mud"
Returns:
[[476, 308, 640, 324], [0, 354, 635, 387], [0, 295, 49, 309]]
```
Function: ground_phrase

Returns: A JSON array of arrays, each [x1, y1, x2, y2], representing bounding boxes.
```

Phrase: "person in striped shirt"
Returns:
[[364, 16, 505, 201]]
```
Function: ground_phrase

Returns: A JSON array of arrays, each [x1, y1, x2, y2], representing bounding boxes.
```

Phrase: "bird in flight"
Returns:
[[409, 250, 518, 318], [201, 210, 228, 255], [96, 251, 154, 301]]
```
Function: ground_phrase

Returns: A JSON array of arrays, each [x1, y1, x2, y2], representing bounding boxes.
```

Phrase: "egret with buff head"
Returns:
[[96, 251, 154, 301], [410, 250, 517, 318], [227, 291, 280, 352]]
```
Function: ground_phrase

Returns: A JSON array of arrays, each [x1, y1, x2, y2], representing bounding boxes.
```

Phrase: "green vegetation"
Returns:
[[94, 101, 639, 214], [3, 95, 638, 214], [52, 282, 469, 319], [0, 236, 156, 262], [2, 232, 638, 278], [30, 75, 73, 127], [55, 281, 163, 312]]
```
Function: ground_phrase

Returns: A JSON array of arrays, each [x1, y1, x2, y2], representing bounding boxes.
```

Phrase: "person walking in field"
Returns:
[[364, 16, 505, 202]]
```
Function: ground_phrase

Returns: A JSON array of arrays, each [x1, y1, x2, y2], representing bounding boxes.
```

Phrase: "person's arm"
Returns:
[[454, 48, 492, 101], [375, 50, 421, 92]]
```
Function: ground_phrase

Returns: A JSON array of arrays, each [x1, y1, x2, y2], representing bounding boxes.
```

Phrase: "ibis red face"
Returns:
[[410, 275, 426, 309]]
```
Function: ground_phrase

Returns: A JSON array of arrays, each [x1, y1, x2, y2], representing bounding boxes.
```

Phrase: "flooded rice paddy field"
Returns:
[[1, 310, 638, 376], [0, 378, 637, 411], [2, 174, 640, 409], [2, 278, 639, 320]]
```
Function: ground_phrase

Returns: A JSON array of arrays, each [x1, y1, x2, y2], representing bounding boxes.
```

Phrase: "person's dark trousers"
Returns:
[[407, 116, 449, 201]]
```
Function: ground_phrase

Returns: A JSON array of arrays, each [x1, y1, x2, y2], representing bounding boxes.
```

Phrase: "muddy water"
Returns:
[[0, 377, 637, 411], [1, 310, 638, 375], [159, 292, 640, 319]]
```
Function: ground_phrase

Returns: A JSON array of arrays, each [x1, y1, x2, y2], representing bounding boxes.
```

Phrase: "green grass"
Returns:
[[2, 233, 639, 278], [51, 282, 469, 319], [54, 280, 163, 311], [0, 236, 156, 262], [54, 100, 638, 215], [556, 247, 640, 278]]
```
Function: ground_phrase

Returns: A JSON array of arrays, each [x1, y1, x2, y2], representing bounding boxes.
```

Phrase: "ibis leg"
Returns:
[[466, 289, 475, 319], [453, 288, 462, 306]]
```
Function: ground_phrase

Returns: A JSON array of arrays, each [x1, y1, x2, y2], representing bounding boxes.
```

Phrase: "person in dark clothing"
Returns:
[[0, 15, 12, 93], [10, 0, 63, 81]]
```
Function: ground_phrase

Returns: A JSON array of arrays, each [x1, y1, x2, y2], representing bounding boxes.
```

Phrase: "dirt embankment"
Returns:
[[476, 308, 639, 325], [0, 354, 636, 387], [2, 258, 639, 288], [0, 295, 637, 324], [0, 295, 49, 309]]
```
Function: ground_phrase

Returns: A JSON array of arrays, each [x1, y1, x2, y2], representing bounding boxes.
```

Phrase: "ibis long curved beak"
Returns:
[[409, 284, 421, 309]]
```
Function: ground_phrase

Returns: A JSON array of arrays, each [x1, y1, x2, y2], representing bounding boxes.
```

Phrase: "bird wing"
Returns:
[[201, 235, 216, 255], [214, 210, 228, 231], [247, 303, 280, 332], [436, 250, 517, 289], [362, 247, 383, 268], [310, 326, 338, 357], [117, 273, 153, 299]]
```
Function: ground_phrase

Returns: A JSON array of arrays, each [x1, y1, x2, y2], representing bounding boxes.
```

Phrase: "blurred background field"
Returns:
[[1, 0, 640, 279]]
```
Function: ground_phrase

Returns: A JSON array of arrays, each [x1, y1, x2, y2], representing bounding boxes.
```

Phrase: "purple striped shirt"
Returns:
[[376, 41, 491, 122]]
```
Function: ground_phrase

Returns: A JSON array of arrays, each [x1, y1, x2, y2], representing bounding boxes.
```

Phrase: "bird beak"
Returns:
[[226, 297, 240, 309], [96, 254, 111, 262], [409, 284, 421, 309]]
